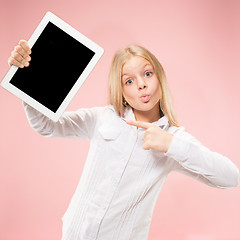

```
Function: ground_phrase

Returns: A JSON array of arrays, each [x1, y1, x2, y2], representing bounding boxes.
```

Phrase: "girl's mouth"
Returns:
[[140, 94, 150, 103]]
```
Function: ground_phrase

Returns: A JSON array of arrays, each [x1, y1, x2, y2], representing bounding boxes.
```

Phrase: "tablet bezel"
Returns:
[[1, 11, 104, 122]]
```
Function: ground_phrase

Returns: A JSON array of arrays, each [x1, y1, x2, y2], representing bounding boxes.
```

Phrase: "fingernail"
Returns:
[[24, 62, 29, 66], [20, 64, 24, 68], [28, 51, 31, 54], [26, 56, 30, 61]]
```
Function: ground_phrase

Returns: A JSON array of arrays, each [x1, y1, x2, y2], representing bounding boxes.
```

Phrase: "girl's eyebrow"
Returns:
[[121, 73, 129, 78], [121, 64, 152, 78]]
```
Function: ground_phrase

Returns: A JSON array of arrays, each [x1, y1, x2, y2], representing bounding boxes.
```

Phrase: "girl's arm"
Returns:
[[23, 102, 101, 139], [126, 120, 239, 189], [166, 126, 239, 189]]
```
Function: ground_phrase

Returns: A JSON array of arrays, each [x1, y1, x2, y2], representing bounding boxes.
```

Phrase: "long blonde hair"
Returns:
[[108, 44, 179, 127]]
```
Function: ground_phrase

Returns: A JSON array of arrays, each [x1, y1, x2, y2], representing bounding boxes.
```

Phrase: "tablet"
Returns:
[[1, 11, 104, 122]]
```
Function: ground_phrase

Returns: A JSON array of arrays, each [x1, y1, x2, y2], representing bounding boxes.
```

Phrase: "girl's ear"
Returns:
[[123, 97, 128, 107]]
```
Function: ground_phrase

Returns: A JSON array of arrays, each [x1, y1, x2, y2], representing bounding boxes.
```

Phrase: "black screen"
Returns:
[[10, 22, 95, 113]]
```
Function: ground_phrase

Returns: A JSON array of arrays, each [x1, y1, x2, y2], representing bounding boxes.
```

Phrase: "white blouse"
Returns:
[[23, 103, 239, 240]]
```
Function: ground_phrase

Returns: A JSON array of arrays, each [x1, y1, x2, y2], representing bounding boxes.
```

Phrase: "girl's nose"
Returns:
[[137, 77, 147, 90]]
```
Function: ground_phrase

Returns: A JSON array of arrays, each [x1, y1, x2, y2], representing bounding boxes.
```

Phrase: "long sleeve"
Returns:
[[23, 102, 101, 139], [166, 126, 239, 189]]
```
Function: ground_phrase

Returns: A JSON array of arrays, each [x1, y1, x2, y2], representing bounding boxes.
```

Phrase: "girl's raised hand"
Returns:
[[126, 120, 173, 153], [8, 40, 31, 68]]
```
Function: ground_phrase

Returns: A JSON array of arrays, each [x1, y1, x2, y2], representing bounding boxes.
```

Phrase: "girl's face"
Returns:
[[121, 56, 162, 121]]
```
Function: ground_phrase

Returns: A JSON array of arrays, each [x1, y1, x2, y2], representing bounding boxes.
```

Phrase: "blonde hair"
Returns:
[[108, 44, 179, 127]]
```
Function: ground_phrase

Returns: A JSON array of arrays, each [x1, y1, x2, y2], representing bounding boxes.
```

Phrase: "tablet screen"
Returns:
[[9, 22, 95, 113]]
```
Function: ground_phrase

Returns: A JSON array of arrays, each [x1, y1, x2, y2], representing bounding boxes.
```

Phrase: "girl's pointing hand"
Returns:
[[126, 120, 173, 153]]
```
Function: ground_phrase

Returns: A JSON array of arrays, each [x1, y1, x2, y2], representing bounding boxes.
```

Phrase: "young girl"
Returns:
[[9, 40, 239, 240]]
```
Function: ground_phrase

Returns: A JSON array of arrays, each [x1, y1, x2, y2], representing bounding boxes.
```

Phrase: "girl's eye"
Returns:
[[126, 79, 133, 85], [145, 71, 152, 77]]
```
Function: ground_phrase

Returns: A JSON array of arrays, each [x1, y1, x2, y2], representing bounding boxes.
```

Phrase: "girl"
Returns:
[[8, 40, 239, 240]]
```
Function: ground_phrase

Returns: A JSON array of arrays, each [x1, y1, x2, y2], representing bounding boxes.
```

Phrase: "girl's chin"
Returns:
[[132, 104, 156, 113], [130, 100, 160, 113]]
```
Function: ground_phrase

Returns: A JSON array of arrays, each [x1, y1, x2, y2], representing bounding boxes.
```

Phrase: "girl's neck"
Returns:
[[133, 105, 163, 123]]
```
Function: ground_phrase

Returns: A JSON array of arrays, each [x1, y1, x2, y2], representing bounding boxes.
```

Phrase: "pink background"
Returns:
[[0, 0, 240, 239]]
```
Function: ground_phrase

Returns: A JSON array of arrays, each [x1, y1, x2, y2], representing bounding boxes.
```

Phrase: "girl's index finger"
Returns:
[[19, 40, 31, 54], [126, 120, 152, 129]]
